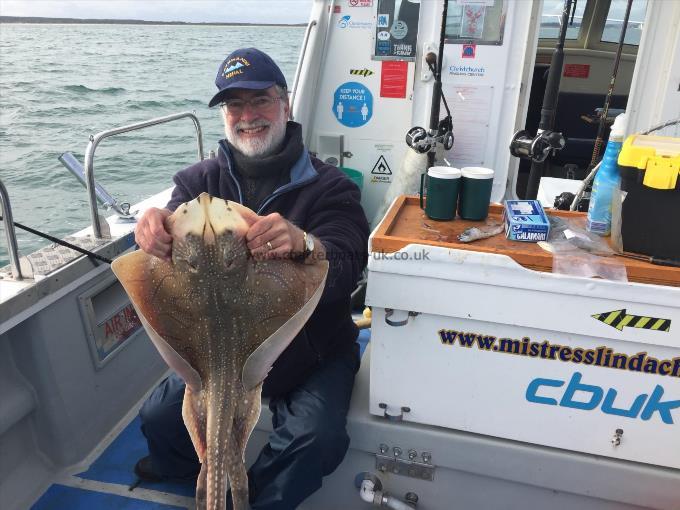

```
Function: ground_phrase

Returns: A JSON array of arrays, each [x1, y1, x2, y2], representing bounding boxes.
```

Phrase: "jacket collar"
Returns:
[[217, 139, 319, 212]]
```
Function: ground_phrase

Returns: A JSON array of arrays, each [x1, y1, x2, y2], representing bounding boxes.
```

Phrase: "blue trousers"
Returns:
[[139, 348, 358, 510]]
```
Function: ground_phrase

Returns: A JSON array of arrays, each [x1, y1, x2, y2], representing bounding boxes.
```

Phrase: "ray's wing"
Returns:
[[112, 250, 202, 391], [241, 259, 329, 390]]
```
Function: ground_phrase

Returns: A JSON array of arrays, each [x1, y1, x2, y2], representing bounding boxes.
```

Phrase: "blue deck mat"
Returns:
[[66, 331, 371, 501], [31, 484, 184, 510], [76, 416, 196, 498]]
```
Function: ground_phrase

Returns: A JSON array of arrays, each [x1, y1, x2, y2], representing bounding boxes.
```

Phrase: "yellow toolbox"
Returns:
[[618, 134, 680, 260]]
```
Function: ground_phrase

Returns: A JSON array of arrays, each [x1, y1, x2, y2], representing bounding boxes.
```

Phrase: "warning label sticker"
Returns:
[[371, 155, 392, 175]]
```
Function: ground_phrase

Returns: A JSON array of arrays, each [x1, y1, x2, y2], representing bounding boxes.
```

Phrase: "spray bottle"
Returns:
[[587, 113, 626, 236]]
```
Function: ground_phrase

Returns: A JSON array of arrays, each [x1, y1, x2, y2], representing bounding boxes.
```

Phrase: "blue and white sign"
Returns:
[[332, 81, 373, 128], [376, 40, 391, 56], [337, 15, 373, 29], [338, 15, 352, 28]]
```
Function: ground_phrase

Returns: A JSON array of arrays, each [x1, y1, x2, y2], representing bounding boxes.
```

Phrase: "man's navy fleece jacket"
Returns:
[[165, 140, 370, 397]]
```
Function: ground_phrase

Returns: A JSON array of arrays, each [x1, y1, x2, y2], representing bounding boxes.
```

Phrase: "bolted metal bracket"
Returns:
[[375, 447, 435, 481], [378, 402, 410, 421]]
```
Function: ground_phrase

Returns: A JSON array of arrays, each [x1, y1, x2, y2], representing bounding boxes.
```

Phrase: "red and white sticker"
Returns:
[[563, 64, 590, 78], [380, 61, 408, 98]]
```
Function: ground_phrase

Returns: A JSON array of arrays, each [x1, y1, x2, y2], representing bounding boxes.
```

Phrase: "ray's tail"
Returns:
[[204, 379, 235, 510], [200, 372, 263, 510], [227, 384, 263, 510]]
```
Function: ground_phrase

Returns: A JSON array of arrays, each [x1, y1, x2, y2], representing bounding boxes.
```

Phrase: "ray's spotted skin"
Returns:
[[112, 193, 328, 510]]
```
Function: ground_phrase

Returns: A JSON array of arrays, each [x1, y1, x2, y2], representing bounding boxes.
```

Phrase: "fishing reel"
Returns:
[[405, 117, 454, 154], [406, 50, 455, 155], [509, 129, 566, 163]]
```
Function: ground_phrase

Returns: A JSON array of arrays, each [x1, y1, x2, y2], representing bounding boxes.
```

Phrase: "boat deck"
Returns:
[[32, 414, 195, 510], [30, 330, 372, 510]]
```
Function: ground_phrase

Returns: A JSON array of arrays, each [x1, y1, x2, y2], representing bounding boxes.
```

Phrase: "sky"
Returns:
[[0, 0, 314, 24]]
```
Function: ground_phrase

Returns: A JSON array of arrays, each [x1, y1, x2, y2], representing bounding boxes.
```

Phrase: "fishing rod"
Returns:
[[510, 0, 573, 199], [427, 0, 452, 168], [405, 0, 454, 158], [587, 0, 634, 168], [0, 215, 113, 264]]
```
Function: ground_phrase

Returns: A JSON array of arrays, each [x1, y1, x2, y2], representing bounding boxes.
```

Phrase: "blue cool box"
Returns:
[[503, 200, 551, 242]]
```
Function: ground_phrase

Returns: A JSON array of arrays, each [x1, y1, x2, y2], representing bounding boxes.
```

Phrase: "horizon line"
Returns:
[[0, 15, 307, 27]]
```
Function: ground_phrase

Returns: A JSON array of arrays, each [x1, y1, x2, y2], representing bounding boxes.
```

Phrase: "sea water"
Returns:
[[0, 23, 304, 265]]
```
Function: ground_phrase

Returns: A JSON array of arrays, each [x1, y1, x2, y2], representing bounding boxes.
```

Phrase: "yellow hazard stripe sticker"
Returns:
[[635, 316, 651, 328], [651, 318, 667, 330], [604, 311, 620, 325], [617, 314, 635, 329], [592, 309, 671, 333]]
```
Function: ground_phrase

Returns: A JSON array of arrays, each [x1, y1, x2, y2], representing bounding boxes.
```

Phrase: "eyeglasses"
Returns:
[[220, 96, 282, 115]]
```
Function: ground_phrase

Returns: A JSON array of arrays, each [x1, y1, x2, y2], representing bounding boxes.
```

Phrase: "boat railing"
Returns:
[[289, 18, 317, 120], [83, 111, 205, 238], [59, 152, 134, 219], [0, 178, 23, 280]]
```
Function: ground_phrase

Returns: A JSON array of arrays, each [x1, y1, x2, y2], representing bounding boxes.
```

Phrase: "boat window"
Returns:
[[601, 0, 648, 45], [444, 1, 506, 45], [539, 0, 586, 40]]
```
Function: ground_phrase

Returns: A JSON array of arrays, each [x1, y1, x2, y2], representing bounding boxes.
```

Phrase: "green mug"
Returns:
[[419, 167, 461, 221], [458, 167, 494, 221]]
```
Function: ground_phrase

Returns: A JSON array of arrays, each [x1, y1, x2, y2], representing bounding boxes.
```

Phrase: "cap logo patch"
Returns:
[[223, 57, 250, 79]]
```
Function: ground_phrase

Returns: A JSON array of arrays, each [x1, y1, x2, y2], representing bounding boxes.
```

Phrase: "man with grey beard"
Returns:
[[133, 48, 369, 510]]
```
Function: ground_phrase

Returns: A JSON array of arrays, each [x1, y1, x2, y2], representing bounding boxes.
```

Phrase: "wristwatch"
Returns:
[[302, 231, 315, 260]]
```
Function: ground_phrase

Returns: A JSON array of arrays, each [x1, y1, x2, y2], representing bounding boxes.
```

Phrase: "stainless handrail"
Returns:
[[0, 178, 23, 280], [289, 19, 318, 120], [84, 111, 204, 238], [59, 152, 132, 217]]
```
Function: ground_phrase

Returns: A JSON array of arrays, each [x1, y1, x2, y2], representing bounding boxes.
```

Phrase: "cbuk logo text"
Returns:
[[526, 372, 680, 424]]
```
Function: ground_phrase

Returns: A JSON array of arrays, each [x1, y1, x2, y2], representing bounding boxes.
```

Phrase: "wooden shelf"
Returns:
[[372, 196, 680, 287]]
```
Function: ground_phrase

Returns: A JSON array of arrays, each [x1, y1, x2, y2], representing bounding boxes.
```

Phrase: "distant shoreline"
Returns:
[[0, 16, 306, 27]]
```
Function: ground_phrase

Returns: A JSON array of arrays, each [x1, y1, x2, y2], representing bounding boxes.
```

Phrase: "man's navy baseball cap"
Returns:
[[208, 48, 287, 107]]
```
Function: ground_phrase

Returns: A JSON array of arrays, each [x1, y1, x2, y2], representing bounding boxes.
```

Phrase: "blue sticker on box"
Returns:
[[333, 81, 373, 128], [503, 200, 551, 242]]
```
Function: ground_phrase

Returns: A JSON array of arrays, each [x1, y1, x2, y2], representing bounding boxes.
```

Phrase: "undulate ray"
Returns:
[[112, 193, 328, 510]]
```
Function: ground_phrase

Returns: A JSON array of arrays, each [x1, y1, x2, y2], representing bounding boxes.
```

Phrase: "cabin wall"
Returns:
[[428, 0, 540, 203], [294, 0, 539, 221], [294, 0, 416, 224]]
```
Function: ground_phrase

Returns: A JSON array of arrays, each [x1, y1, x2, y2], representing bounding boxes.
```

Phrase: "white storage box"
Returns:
[[367, 199, 680, 469]]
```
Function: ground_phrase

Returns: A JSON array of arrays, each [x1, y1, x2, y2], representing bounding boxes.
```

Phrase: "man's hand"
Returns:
[[246, 212, 305, 260], [135, 207, 172, 260]]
